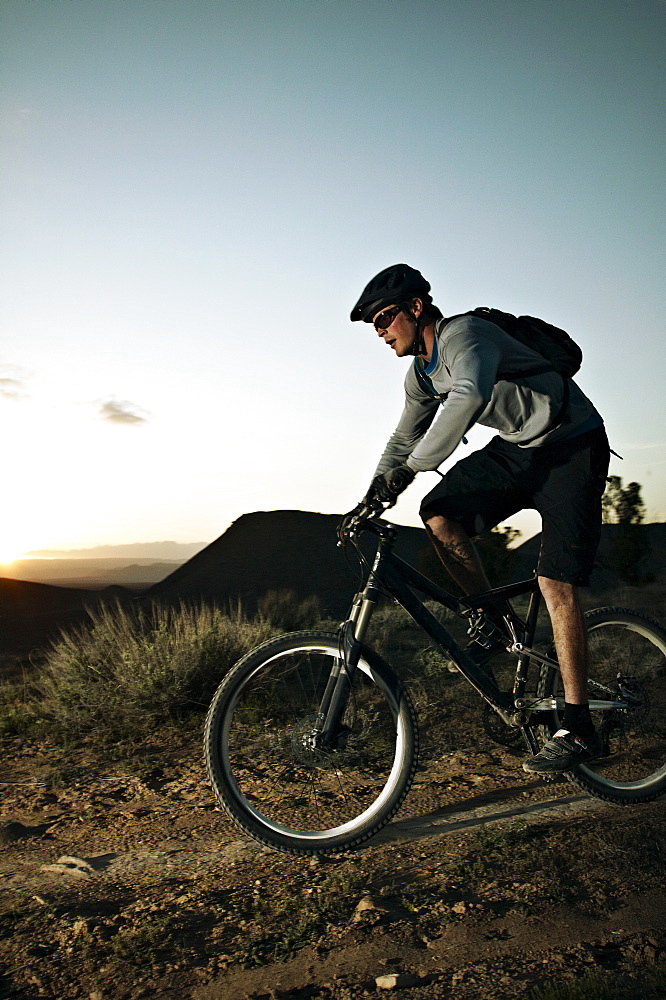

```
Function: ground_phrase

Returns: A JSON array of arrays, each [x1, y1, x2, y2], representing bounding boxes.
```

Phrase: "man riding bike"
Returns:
[[343, 263, 610, 774]]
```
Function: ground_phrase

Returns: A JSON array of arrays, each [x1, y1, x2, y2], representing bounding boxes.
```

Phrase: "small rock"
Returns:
[[352, 896, 385, 922], [40, 864, 90, 880], [40, 856, 95, 880], [57, 855, 95, 872], [451, 901, 468, 914], [376, 973, 419, 990]]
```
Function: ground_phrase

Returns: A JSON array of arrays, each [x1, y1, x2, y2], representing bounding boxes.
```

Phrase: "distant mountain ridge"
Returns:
[[3, 511, 664, 661], [0, 577, 114, 659], [2, 559, 183, 590], [24, 541, 206, 560], [150, 513, 666, 616]]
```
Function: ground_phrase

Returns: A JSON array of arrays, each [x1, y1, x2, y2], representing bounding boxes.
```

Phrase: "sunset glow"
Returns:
[[1, 2, 663, 554]]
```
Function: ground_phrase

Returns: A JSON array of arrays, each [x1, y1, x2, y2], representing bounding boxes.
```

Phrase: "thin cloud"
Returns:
[[0, 366, 30, 400], [0, 378, 25, 400], [4, 104, 40, 131], [99, 399, 149, 426]]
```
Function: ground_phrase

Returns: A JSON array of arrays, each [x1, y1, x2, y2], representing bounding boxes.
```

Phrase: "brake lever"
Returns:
[[358, 499, 388, 520], [337, 500, 387, 547]]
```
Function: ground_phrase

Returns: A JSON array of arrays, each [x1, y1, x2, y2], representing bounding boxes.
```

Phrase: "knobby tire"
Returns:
[[204, 631, 418, 855], [538, 607, 666, 804]]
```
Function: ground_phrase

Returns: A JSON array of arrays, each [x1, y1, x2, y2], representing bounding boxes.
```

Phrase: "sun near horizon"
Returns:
[[0, 521, 47, 565], [0, 546, 29, 567]]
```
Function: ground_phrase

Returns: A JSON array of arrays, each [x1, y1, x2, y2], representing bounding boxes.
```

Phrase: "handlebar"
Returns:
[[337, 498, 395, 546]]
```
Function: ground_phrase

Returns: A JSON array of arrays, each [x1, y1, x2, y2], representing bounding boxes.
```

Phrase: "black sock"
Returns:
[[562, 703, 595, 740]]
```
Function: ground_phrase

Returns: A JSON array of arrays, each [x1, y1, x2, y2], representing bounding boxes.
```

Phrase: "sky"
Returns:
[[1, 0, 664, 562]]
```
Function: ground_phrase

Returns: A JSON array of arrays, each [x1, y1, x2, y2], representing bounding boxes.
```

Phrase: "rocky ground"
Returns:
[[1, 702, 665, 1000]]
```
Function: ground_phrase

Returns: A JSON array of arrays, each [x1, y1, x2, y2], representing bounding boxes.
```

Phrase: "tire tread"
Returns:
[[204, 630, 418, 855], [537, 608, 666, 804]]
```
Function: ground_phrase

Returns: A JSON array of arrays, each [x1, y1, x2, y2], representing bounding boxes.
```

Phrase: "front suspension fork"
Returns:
[[311, 621, 359, 746], [313, 578, 380, 747]]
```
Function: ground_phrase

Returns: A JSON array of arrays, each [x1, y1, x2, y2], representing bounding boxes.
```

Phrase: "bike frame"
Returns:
[[354, 518, 546, 706], [316, 514, 633, 755], [315, 516, 556, 755]]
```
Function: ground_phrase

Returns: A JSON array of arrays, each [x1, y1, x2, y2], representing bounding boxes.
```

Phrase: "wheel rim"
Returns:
[[575, 618, 666, 790], [218, 643, 408, 840]]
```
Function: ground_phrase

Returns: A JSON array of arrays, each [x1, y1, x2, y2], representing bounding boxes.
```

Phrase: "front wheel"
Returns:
[[204, 630, 418, 855], [538, 608, 666, 803]]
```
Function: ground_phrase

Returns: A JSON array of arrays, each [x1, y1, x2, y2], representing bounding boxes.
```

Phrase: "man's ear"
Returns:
[[410, 297, 423, 318]]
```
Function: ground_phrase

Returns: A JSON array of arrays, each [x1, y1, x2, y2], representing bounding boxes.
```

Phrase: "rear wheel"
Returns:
[[204, 631, 418, 854], [538, 608, 666, 803]]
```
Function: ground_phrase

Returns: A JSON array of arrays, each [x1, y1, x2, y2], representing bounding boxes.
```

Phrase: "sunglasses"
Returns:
[[373, 305, 403, 332]]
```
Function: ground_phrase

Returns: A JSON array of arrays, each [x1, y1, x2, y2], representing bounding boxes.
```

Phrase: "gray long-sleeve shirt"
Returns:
[[374, 314, 600, 477]]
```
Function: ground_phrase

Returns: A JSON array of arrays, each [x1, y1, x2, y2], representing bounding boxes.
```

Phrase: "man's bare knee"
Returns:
[[538, 576, 579, 612], [420, 513, 489, 588], [421, 512, 465, 544]]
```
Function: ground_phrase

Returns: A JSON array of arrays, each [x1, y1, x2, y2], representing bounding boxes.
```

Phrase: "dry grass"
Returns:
[[35, 600, 280, 736]]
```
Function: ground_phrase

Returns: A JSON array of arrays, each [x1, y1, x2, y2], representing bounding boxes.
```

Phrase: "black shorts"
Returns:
[[419, 426, 610, 586]]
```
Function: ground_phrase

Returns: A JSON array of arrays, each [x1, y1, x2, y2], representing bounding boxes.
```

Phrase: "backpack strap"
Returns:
[[413, 358, 449, 401]]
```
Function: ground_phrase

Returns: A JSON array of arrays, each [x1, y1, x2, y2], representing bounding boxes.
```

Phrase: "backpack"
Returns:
[[413, 307, 580, 440], [414, 306, 582, 396], [450, 307, 582, 379]]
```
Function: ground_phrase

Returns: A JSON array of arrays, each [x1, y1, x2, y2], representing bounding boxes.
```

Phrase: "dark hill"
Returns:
[[149, 510, 432, 619], [5, 515, 661, 663], [512, 522, 665, 590], [151, 512, 665, 617], [0, 577, 123, 660]]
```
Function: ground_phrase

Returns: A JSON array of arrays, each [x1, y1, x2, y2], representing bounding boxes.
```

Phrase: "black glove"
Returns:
[[337, 503, 365, 544], [371, 463, 416, 503]]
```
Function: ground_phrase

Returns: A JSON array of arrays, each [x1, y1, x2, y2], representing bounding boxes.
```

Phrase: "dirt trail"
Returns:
[[1, 732, 665, 1000]]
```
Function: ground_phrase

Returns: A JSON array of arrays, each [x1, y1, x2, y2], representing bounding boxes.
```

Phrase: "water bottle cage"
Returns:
[[465, 612, 507, 650]]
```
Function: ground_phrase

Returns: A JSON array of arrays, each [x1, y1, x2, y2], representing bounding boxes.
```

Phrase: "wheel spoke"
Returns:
[[205, 633, 417, 849], [540, 610, 666, 799]]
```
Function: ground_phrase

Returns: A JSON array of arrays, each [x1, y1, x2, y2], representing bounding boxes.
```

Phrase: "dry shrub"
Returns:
[[256, 588, 326, 631], [37, 600, 278, 735]]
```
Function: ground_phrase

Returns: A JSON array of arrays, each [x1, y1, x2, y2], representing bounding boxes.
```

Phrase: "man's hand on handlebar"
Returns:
[[370, 463, 416, 503], [337, 463, 416, 544], [337, 496, 385, 545], [337, 503, 365, 544]]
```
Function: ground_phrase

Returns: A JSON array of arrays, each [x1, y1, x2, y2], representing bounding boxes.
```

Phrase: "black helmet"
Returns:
[[350, 264, 431, 322]]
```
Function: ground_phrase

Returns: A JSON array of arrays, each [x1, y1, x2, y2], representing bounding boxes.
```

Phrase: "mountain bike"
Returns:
[[204, 500, 666, 855]]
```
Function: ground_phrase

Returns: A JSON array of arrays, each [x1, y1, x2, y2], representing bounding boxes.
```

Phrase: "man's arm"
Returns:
[[407, 330, 501, 471], [373, 375, 440, 478]]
